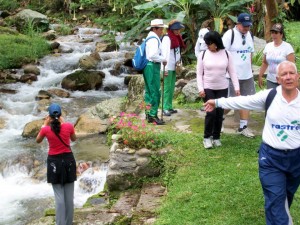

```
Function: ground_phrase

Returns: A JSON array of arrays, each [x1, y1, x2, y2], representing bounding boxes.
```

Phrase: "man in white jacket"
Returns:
[[204, 61, 300, 225]]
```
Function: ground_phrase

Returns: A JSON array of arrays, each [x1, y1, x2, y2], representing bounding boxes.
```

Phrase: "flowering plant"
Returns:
[[109, 111, 162, 149]]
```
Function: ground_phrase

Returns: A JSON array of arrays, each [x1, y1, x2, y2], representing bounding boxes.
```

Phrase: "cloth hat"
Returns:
[[198, 28, 209, 43], [146, 19, 168, 30], [237, 13, 252, 26], [270, 23, 283, 33], [48, 103, 61, 117], [169, 21, 185, 30]]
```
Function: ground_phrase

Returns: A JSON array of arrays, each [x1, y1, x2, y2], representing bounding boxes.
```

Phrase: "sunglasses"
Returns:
[[242, 34, 246, 45]]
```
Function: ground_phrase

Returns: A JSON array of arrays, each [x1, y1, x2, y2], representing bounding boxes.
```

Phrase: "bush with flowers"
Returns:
[[108, 110, 166, 149]]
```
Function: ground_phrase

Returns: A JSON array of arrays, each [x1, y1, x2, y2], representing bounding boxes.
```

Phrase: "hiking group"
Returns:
[[136, 13, 299, 225]]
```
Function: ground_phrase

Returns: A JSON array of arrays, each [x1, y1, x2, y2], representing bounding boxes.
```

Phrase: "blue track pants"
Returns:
[[258, 143, 300, 225]]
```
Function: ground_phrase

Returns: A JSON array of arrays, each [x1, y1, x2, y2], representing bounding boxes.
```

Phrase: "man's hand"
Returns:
[[162, 60, 167, 66], [203, 99, 216, 112], [258, 75, 264, 89]]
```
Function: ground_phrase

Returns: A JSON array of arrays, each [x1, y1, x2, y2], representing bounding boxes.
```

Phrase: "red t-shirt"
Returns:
[[39, 123, 75, 155]]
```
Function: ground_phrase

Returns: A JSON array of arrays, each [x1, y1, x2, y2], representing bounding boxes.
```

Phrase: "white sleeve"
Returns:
[[146, 38, 164, 62], [222, 30, 232, 50], [161, 36, 171, 70], [218, 89, 271, 111], [195, 40, 201, 58], [285, 42, 294, 55]]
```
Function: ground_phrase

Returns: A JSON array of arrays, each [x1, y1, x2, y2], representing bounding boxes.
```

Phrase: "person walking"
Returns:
[[204, 61, 300, 225], [222, 13, 255, 138], [36, 103, 77, 225], [258, 23, 295, 89], [197, 31, 240, 149], [194, 27, 209, 58], [161, 19, 186, 116], [143, 19, 167, 125]]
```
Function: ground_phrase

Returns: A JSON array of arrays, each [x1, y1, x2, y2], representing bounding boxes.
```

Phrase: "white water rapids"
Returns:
[[0, 27, 130, 224]]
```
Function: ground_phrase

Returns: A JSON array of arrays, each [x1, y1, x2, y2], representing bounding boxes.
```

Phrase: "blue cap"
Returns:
[[237, 13, 252, 26], [48, 103, 61, 118], [169, 21, 185, 30]]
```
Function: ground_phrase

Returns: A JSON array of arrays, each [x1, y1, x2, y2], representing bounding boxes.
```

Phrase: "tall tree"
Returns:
[[265, 0, 278, 41]]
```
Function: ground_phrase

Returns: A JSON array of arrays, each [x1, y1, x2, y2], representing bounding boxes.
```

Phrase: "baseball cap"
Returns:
[[237, 13, 252, 26], [48, 103, 61, 118], [270, 23, 283, 33]]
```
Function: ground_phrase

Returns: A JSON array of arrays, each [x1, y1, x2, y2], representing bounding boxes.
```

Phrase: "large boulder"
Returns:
[[22, 119, 44, 138], [13, 9, 49, 32], [181, 79, 201, 103], [124, 75, 144, 114], [61, 70, 105, 91], [79, 52, 101, 70], [74, 98, 123, 136]]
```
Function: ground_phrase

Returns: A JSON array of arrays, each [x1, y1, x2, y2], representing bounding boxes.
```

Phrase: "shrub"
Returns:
[[108, 110, 166, 150]]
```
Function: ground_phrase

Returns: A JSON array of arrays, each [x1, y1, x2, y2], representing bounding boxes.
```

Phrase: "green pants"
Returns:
[[143, 62, 161, 117], [163, 70, 176, 110]]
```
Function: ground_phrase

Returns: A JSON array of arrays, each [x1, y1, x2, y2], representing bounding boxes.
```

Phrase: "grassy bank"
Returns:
[[0, 28, 50, 69], [154, 131, 300, 225]]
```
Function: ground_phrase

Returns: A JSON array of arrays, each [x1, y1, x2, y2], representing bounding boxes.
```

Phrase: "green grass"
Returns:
[[153, 131, 300, 225], [283, 22, 300, 70], [0, 33, 50, 69]]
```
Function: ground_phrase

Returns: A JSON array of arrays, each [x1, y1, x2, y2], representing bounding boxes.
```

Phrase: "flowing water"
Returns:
[[0, 28, 131, 225]]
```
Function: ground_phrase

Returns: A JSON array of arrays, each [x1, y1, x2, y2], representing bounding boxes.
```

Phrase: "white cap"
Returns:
[[198, 28, 209, 43], [146, 19, 168, 30]]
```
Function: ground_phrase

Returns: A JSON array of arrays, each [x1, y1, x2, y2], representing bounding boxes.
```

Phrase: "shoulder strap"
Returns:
[[202, 50, 206, 60], [225, 50, 228, 59], [230, 28, 234, 46], [145, 36, 160, 47], [54, 131, 71, 150], [265, 88, 277, 117]]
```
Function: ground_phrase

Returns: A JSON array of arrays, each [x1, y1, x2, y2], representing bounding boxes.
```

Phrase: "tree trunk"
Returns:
[[265, 0, 278, 41]]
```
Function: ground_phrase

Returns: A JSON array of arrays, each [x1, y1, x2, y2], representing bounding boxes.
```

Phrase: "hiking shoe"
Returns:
[[148, 116, 165, 125], [237, 126, 255, 138], [169, 109, 178, 114], [213, 139, 222, 147], [203, 138, 213, 149], [163, 110, 171, 116]]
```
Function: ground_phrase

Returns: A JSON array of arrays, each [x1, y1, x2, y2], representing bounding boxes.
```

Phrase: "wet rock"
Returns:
[[50, 41, 60, 50], [42, 30, 57, 40], [19, 74, 38, 83], [35, 90, 52, 100], [23, 65, 41, 75], [47, 88, 70, 98], [103, 85, 119, 91], [61, 70, 105, 91], [78, 52, 101, 70], [124, 75, 144, 114], [0, 88, 17, 94], [0, 118, 5, 129], [22, 119, 44, 138], [74, 97, 123, 136]]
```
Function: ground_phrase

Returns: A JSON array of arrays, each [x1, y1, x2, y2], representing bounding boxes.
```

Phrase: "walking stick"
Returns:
[[161, 65, 165, 121]]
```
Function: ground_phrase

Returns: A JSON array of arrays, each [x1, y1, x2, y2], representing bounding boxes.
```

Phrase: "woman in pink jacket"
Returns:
[[197, 31, 240, 149]]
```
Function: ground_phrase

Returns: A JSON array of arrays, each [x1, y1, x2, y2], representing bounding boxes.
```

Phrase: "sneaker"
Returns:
[[237, 126, 255, 138], [169, 109, 178, 114], [163, 110, 171, 116], [148, 116, 165, 125], [213, 139, 222, 147], [221, 124, 224, 133], [203, 138, 213, 149]]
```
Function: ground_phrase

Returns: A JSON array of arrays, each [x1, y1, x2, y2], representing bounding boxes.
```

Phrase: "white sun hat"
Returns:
[[146, 19, 168, 30]]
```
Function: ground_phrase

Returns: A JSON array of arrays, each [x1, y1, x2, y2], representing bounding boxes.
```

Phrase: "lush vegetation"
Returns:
[[0, 33, 50, 69]]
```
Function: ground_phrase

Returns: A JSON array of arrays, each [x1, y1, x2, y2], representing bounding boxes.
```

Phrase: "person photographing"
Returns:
[[36, 103, 77, 225]]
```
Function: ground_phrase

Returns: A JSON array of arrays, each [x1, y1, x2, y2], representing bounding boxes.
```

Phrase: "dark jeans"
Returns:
[[204, 88, 228, 139]]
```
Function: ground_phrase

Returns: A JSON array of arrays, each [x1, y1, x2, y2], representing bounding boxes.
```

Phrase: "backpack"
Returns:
[[265, 88, 277, 117], [132, 36, 160, 71]]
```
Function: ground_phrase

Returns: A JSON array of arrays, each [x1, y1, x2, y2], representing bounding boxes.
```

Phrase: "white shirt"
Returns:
[[161, 35, 181, 71], [194, 28, 209, 58], [217, 86, 300, 149], [222, 27, 254, 80], [145, 31, 165, 63], [263, 41, 294, 83]]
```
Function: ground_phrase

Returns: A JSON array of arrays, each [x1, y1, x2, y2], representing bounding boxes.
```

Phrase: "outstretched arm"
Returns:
[[203, 99, 217, 112]]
